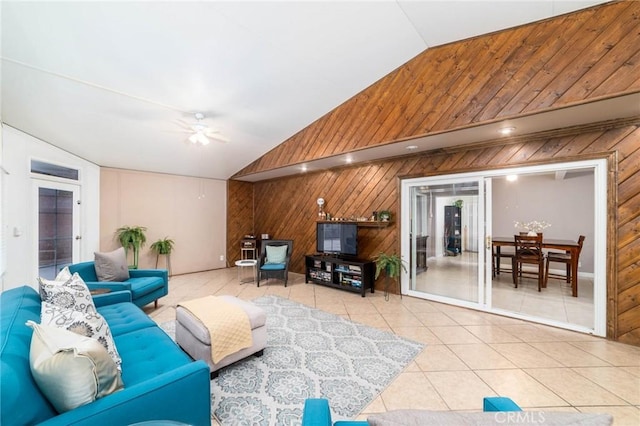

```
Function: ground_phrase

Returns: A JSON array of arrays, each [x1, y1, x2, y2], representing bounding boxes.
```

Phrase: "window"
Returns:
[[31, 160, 79, 181]]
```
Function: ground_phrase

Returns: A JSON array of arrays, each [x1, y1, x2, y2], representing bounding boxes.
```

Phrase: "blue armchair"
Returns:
[[257, 239, 293, 287], [68, 261, 168, 309]]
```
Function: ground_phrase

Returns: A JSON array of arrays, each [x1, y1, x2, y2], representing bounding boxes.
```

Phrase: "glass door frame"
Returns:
[[31, 179, 81, 282], [400, 158, 608, 337], [401, 173, 487, 310]]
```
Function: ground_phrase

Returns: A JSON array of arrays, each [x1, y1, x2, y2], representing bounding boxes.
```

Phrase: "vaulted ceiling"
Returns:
[[1, 1, 609, 180]]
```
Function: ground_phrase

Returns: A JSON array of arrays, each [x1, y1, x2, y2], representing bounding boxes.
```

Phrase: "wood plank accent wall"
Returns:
[[227, 180, 254, 266], [237, 123, 640, 345], [233, 1, 640, 179], [227, 1, 639, 345]]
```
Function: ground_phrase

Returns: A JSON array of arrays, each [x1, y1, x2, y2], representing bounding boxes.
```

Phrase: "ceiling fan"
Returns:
[[176, 112, 229, 145]]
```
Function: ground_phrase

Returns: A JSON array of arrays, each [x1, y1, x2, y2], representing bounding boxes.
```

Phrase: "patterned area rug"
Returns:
[[161, 295, 424, 425]]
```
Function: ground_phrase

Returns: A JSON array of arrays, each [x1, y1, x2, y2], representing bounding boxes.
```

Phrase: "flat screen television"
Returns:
[[316, 222, 358, 257]]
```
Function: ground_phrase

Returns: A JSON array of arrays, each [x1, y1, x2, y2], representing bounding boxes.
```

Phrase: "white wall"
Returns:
[[492, 172, 594, 273], [100, 168, 227, 274], [1, 126, 100, 290]]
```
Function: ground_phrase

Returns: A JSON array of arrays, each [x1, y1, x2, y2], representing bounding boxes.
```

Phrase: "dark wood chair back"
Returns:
[[514, 234, 543, 260], [512, 233, 544, 291]]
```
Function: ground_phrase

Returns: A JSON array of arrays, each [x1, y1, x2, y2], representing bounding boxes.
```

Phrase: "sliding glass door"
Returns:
[[401, 175, 486, 307], [400, 159, 607, 336]]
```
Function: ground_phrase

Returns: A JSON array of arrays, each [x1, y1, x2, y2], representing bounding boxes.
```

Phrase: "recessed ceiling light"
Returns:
[[506, 174, 518, 182], [406, 145, 418, 150], [499, 126, 516, 136], [301, 165, 308, 172], [345, 156, 353, 164]]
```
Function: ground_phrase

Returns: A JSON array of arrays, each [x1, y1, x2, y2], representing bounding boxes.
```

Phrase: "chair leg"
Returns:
[[154, 300, 158, 309], [566, 263, 571, 283], [537, 262, 543, 292], [492, 254, 496, 278], [512, 258, 518, 288], [544, 257, 550, 288]]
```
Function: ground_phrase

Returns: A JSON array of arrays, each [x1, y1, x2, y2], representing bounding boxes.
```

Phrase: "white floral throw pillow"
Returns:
[[38, 271, 96, 314], [41, 301, 122, 370]]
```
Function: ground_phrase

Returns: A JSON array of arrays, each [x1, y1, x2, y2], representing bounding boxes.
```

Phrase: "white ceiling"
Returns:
[[1, 1, 610, 180]]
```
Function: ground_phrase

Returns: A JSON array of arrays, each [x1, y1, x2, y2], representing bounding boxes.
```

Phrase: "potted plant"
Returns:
[[115, 226, 147, 269], [150, 237, 175, 275], [378, 210, 391, 222], [373, 252, 407, 301]]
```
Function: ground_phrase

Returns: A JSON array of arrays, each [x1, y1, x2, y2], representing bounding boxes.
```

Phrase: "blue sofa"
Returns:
[[302, 397, 522, 426], [1, 285, 211, 426], [68, 261, 168, 309]]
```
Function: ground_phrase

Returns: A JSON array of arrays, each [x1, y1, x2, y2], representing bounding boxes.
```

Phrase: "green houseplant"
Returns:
[[115, 225, 147, 269], [378, 210, 392, 222], [150, 237, 175, 275], [373, 252, 407, 301]]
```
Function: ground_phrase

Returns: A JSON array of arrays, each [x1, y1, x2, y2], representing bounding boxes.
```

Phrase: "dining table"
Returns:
[[492, 236, 581, 297]]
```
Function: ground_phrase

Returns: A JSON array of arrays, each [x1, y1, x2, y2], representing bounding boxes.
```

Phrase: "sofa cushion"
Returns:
[[94, 247, 130, 282], [129, 276, 166, 299], [39, 272, 96, 314], [26, 320, 123, 413], [97, 302, 156, 336], [41, 301, 122, 369], [114, 327, 193, 386]]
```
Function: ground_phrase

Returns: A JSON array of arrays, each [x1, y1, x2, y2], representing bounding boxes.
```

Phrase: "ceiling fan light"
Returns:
[[197, 133, 210, 145], [188, 134, 199, 144]]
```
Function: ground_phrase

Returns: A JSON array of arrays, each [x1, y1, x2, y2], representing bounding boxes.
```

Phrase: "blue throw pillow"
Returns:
[[266, 245, 287, 264]]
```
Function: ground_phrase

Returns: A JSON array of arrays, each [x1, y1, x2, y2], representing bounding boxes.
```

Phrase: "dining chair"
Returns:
[[257, 239, 293, 287], [544, 235, 585, 289], [492, 246, 515, 278], [511, 233, 544, 291]]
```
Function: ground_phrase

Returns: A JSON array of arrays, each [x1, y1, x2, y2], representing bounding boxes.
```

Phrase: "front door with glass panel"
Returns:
[[34, 181, 80, 279], [402, 176, 485, 307]]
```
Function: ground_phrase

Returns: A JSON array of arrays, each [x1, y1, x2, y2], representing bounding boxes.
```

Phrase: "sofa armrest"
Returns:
[[39, 360, 211, 426], [302, 399, 333, 426], [129, 269, 168, 283], [483, 397, 522, 412], [92, 290, 132, 307]]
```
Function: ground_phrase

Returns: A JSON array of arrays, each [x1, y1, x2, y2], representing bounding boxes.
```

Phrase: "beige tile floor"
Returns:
[[146, 268, 640, 425], [414, 252, 594, 328]]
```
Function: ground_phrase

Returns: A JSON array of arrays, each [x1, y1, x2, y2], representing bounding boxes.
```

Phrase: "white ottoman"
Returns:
[[175, 295, 267, 378]]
